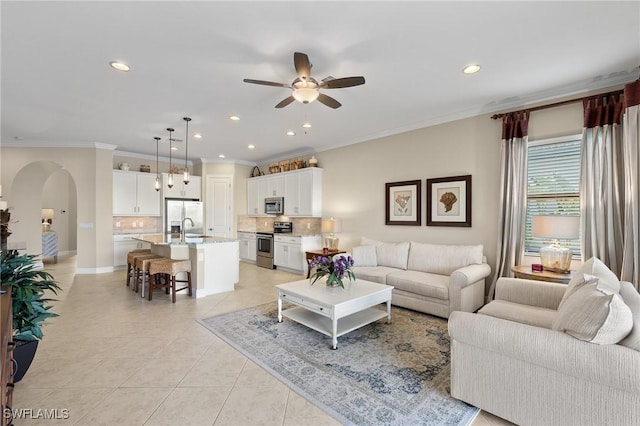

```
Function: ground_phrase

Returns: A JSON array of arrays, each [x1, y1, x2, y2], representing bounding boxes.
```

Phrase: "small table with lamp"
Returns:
[[305, 249, 346, 278], [511, 265, 574, 284]]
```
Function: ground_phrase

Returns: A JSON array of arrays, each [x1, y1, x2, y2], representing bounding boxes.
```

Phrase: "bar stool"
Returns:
[[130, 253, 163, 292], [126, 249, 151, 287], [134, 254, 165, 297], [148, 259, 192, 303]]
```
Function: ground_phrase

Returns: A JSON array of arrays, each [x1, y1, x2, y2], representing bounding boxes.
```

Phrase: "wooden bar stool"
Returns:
[[126, 249, 151, 287], [134, 254, 165, 298], [148, 259, 192, 303]]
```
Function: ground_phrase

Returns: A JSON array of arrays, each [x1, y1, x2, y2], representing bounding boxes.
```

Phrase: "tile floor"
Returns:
[[11, 255, 513, 425]]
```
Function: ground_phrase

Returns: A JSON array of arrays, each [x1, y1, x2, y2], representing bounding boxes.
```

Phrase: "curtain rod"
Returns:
[[490, 89, 624, 120]]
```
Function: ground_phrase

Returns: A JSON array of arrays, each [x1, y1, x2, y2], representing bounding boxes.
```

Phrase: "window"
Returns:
[[525, 135, 581, 256]]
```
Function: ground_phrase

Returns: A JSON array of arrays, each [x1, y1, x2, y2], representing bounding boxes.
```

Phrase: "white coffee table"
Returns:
[[276, 278, 393, 349]]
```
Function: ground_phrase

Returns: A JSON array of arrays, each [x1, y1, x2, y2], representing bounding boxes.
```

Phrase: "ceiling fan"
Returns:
[[243, 52, 365, 109]]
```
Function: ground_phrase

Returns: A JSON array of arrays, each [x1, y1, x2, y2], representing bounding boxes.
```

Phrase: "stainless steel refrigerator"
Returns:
[[165, 198, 204, 236]]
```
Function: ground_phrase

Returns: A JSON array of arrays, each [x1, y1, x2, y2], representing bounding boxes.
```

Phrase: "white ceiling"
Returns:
[[2, 1, 639, 165]]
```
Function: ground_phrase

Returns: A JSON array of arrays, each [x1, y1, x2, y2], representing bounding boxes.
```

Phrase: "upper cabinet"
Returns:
[[113, 170, 161, 216], [162, 173, 201, 200], [247, 168, 322, 217]]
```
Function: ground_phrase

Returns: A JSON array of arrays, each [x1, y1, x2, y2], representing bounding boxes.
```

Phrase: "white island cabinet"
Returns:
[[136, 235, 239, 298]]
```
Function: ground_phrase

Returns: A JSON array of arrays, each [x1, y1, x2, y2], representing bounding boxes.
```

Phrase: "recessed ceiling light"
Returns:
[[109, 61, 130, 72], [171, 146, 178, 151], [286, 131, 295, 136], [248, 144, 255, 149], [229, 115, 240, 121], [219, 154, 225, 158], [462, 64, 481, 75], [302, 122, 312, 128], [193, 133, 202, 139]]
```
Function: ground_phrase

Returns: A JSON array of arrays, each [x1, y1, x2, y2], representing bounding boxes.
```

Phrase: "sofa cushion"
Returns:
[[376, 241, 410, 270], [619, 280, 640, 351], [478, 300, 557, 329], [351, 245, 377, 267], [386, 270, 449, 300], [408, 241, 483, 275], [351, 266, 399, 285], [552, 279, 633, 344], [560, 257, 620, 309]]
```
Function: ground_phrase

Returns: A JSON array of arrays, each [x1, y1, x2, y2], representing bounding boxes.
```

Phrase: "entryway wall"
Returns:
[[42, 169, 77, 254]]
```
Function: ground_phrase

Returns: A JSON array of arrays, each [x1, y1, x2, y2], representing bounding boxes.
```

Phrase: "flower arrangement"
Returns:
[[309, 255, 356, 289]]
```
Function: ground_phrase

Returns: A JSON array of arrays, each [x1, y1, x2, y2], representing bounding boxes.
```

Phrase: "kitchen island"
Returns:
[[135, 235, 239, 298]]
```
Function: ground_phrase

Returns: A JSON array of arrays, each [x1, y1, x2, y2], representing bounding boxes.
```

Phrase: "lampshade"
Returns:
[[41, 208, 55, 220], [321, 217, 342, 234], [532, 215, 579, 240]]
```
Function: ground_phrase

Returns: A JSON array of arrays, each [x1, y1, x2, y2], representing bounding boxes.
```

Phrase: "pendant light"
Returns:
[[154, 136, 161, 191], [166, 127, 175, 188], [183, 117, 191, 185]]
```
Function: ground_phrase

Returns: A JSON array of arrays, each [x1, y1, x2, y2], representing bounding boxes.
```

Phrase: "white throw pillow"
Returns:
[[351, 245, 377, 267], [408, 242, 483, 275], [559, 257, 621, 309], [376, 241, 410, 270], [619, 281, 640, 351], [552, 279, 633, 344]]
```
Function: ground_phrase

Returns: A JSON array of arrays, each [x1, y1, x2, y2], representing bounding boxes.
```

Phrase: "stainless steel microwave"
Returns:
[[264, 197, 284, 215]]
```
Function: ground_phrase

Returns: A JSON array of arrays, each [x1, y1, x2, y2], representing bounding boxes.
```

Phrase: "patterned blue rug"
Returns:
[[198, 303, 479, 426]]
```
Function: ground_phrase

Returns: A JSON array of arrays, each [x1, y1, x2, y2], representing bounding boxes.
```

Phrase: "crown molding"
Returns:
[[1, 141, 118, 150], [199, 157, 256, 166], [112, 149, 196, 166]]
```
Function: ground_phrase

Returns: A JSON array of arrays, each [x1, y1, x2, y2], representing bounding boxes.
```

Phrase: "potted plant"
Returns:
[[1, 249, 61, 382]]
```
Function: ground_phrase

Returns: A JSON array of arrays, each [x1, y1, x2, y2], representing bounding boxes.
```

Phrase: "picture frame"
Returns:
[[385, 180, 421, 226], [426, 175, 471, 227]]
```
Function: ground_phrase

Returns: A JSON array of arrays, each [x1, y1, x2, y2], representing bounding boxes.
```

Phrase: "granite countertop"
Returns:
[[135, 234, 238, 246]]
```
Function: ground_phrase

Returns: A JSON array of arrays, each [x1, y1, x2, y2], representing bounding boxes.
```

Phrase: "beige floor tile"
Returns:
[[283, 391, 341, 426], [213, 385, 289, 426], [73, 387, 172, 425], [144, 386, 231, 426], [10, 256, 518, 426]]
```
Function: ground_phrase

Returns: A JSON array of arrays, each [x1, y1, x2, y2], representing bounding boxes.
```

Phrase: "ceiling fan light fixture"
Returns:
[[292, 87, 319, 104]]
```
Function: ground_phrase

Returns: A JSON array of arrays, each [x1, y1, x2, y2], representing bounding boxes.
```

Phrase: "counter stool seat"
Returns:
[[134, 254, 165, 297], [148, 259, 192, 303], [126, 249, 151, 287]]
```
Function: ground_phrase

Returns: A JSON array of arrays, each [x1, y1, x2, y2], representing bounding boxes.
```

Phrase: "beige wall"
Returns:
[[1, 146, 113, 273]]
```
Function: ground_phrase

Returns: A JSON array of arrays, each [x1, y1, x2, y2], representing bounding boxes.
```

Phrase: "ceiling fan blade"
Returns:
[[317, 93, 342, 109], [243, 79, 290, 88], [319, 76, 366, 89], [294, 52, 311, 80], [275, 96, 295, 108]]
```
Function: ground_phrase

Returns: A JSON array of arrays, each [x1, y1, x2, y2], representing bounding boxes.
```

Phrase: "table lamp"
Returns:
[[321, 217, 342, 250], [532, 215, 579, 273], [41, 208, 55, 232]]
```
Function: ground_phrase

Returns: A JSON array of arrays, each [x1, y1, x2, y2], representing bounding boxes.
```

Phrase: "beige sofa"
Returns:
[[449, 258, 640, 426], [348, 238, 491, 318]]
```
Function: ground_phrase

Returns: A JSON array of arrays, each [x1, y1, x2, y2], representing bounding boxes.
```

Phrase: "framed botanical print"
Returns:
[[426, 175, 471, 227], [385, 180, 421, 226]]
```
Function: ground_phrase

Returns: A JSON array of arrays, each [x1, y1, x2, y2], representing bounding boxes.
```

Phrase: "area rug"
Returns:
[[198, 303, 479, 426]]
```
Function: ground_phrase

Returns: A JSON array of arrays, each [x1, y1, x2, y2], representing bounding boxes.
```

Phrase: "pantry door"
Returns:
[[205, 175, 232, 237]]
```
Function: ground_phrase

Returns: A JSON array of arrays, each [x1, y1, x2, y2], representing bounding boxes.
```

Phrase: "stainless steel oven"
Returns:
[[256, 232, 275, 269]]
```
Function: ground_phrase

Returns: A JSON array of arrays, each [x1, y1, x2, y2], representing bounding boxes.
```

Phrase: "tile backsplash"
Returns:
[[113, 216, 161, 234], [236, 215, 321, 236]]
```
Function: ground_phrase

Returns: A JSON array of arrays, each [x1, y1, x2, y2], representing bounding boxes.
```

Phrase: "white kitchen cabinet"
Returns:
[[162, 173, 201, 199], [284, 168, 323, 217], [247, 168, 322, 217], [274, 235, 322, 274], [113, 234, 151, 268], [238, 232, 257, 262], [113, 171, 161, 216]]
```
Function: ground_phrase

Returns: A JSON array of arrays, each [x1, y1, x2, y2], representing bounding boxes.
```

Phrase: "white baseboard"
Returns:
[[76, 266, 115, 274]]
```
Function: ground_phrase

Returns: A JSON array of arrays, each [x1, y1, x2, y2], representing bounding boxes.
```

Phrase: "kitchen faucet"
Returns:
[[181, 217, 194, 242]]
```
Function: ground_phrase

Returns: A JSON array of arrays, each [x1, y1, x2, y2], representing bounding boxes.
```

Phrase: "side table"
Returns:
[[511, 265, 574, 285], [305, 249, 346, 278]]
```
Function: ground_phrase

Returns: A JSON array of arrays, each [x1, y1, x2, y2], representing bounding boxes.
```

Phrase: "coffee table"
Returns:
[[276, 278, 393, 349]]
